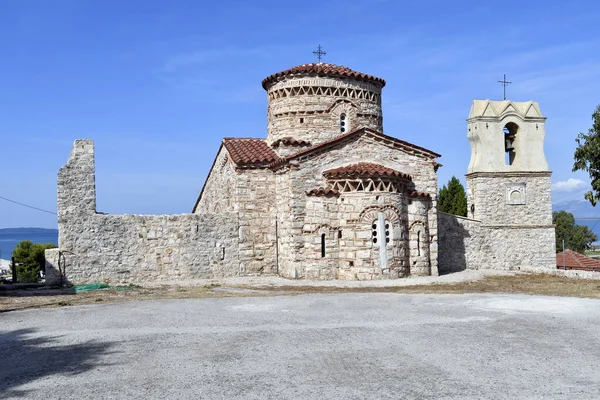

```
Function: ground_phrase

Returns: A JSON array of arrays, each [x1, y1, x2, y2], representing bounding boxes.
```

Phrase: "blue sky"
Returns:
[[1, 0, 599, 228]]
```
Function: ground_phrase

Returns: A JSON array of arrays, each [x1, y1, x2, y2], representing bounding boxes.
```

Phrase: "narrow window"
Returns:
[[321, 234, 326, 257], [338, 230, 342, 239], [340, 113, 346, 133], [300, 117, 304, 123], [417, 231, 421, 256]]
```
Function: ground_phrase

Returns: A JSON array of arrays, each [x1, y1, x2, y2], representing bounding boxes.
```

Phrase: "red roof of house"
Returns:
[[262, 63, 386, 90], [323, 162, 412, 180], [222, 138, 280, 166], [556, 249, 600, 271]]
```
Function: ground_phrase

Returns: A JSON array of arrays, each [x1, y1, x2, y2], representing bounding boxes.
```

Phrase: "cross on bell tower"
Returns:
[[498, 74, 512, 100], [313, 45, 326, 63]]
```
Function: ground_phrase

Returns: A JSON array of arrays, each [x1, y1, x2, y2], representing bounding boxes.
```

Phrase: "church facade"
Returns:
[[45, 63, 556, 285]]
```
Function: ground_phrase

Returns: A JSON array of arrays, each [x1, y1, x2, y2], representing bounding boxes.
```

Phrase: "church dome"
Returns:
[[264, 62, 385, 148], [262, 63, 386, 90]]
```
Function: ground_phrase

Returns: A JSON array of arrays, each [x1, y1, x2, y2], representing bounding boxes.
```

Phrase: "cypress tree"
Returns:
[[438, 176, 468, 217]]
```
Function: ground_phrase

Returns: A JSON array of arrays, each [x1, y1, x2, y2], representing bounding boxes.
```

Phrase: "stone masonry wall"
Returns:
[[275, 133, 438, 279], [466, 172, 553, 225], [194, 146, 237, 213], [464, 172, 555, 271], [46, 140, 240, 285], [236, 168, 277, 275], [438, 212, 483, 274], [438, 212, 556, 273]]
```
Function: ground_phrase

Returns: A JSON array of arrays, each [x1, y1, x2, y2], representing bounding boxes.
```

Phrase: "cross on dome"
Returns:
[[313, 44, 326, 63]]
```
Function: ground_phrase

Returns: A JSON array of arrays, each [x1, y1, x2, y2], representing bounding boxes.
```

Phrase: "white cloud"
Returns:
[[552, 178, 587, 192]]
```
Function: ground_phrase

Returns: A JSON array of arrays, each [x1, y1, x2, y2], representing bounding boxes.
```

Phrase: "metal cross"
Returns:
[[498, 74, 512, 100], [313, 45, 326, 63]]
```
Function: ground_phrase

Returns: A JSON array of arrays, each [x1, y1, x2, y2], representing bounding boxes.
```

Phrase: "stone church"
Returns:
[[45, 62, 556, 285]]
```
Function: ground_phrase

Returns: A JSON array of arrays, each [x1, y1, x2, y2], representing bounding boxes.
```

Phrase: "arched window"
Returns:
[[504, 122, 519, 166], [340, 113, 346, 133]]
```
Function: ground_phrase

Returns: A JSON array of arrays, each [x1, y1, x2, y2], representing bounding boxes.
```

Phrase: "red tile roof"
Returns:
[[556, 249, 600, 271], [223, 138, 280, 166], [409, 191, 432, 199], [262, 63, 386, 90], [323, 162, 412, 180], [271, 137, 312, 148], [306, 187, 340, 197], [270, 127, 441, 169]]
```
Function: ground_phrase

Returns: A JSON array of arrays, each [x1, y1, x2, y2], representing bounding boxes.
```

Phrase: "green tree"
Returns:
[[553, 211, 598, 253], [11, 240, 57, 283], [438, 176, 468, 217], [573, 105, 600, 205]]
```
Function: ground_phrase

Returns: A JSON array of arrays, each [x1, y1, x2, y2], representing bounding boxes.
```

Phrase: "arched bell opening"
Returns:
[[503, 122, 519, 166]]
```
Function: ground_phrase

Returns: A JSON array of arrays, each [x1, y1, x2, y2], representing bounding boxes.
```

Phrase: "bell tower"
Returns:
[[465, 100, 555, 270]]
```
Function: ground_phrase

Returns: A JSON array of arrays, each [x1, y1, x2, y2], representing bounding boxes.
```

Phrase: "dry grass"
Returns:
[[1, 273, 599, 312]]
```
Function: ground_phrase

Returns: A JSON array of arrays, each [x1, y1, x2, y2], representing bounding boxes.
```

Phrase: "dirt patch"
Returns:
[[1, 273, 599, 312]]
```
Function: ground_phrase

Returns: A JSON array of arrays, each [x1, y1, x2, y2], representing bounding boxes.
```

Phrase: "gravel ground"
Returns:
[[2, 292, 600, 399]]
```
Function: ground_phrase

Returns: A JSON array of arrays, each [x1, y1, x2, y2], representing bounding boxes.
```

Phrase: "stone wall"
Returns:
[[438, 212, 556, 273], [46, 140, 240, 285], [266, 76, 383, 147], [438, 212, 482, 274], [194, 146, 237, 214], [466, 172, 553, 225], [275, 133, 438, 279], [193, 146, 277, 275], [236, 168, 277, 275]]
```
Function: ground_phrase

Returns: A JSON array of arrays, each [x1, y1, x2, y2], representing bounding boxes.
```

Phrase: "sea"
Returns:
[[0, 229, 59, 261]]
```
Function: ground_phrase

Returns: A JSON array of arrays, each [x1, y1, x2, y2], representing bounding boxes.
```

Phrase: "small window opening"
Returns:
[[299, 117, 304, 123], [372, 222, 378, 244], [321, 233, 326, 257], [338, 230, 342, 239], [340, 113, 346, 133], [417, 231, 421, 256], [349, 261, 354, 267], [504, 122, 518, 166], [385, 221, 390, 244]]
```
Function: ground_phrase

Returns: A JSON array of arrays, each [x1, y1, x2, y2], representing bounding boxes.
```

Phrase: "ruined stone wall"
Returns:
[[267, 76, 383, 147], [46, 140, 240, 285], [194, 146, 237, 213], [275, 134, 438, 279]]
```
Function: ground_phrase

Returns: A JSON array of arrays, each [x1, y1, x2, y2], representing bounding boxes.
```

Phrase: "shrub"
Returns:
[[11, 240, 57, 283]]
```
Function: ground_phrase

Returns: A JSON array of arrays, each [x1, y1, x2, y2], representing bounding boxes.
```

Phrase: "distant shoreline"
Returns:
[[0, 228, 58, 234]]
